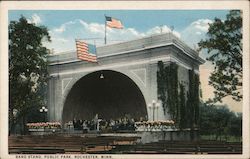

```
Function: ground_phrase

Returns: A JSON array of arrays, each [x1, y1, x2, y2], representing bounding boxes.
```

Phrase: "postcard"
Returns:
[[0, 1, 249, 159]]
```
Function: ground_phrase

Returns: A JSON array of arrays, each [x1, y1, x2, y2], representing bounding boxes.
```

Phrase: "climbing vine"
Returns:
[[157, 61, 179, 121], [157, 61, 167, 113], [157, 61, 200, 129], [179, 83, 186, 129], [186, 69, 200, 140], [186, 69, 200, 128]]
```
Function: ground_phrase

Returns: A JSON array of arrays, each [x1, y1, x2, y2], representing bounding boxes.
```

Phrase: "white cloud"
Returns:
[[51, 37, 69, 43], [46, 19, 182, 53], [196, 31, 202, 35], [54, 26, 66, 33], [190, 19, 212, 32], [145, 25, 181, 38], [47, 19, 216, 54], [53, 21, 76, 33], [85, 23, 104, 34], [27, 14, 42, 25], [181, 19, 213, 49], [79, 20, 88, 28]]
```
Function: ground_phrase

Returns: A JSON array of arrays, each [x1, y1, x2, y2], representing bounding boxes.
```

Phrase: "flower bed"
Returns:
[[135, 120, 176, 131], [26, 122, 61, 129], [27, 122, 61, 135]]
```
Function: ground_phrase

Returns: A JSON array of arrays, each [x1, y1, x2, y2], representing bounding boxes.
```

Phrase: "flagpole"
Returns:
[[104, 15, 107, 45]]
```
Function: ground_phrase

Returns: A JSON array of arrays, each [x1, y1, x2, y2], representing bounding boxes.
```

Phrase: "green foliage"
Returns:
[[200, 102, 242, 141], [179, 83, 186, 129], [157, 61, 179, 121], [186, 70, 200, 128], [198, 10, 242, 102], [157, 61, 167, 113], [157, 62, 200, 130], [9, 16, 51, 133], [167, 63, 179, 121], [228, 112, 242, 139], [185, 70, 200, 140]]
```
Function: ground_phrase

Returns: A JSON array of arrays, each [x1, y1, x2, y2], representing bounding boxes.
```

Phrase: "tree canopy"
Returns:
[[198, 10, 242, 102], [9, 16, 51, 133], [200, 102, 242, 141]]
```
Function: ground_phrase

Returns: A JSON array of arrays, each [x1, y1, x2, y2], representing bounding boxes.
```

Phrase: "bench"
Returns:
[[9, 147, 65, 154]]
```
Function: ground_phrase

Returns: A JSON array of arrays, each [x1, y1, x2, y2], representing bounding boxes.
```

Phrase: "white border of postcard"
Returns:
[[0, 1, 249, 159]]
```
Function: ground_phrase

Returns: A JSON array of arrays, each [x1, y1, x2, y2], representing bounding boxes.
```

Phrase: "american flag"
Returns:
[[75, 40, 97, 62], [105, 16, 123, 29]]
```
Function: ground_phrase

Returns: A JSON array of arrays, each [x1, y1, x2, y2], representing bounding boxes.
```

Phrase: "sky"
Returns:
[[8, 10, 242, 112]]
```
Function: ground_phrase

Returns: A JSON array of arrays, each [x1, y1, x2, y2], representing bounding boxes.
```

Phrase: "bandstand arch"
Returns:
[[61, 70, 148, 124]]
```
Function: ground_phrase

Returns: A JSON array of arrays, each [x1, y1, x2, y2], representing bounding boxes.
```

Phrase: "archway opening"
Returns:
[[62, 70, 147, 123]]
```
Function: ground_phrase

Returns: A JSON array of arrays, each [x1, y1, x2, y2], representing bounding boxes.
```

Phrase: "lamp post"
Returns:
[[156, 103, 160, 121], [148, 100, 160, 121], [39, 106, 48, 122]]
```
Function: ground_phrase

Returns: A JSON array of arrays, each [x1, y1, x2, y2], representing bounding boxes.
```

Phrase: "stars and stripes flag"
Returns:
[[105, 16, 123, 29], [75, 40, 97, 62]]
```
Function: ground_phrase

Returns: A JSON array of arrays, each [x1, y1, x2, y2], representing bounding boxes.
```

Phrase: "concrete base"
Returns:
[[138, 130, 199, 144], [28, 128, 60, 136]]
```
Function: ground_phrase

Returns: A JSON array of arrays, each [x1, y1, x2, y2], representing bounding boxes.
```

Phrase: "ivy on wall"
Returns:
[[157, 61, 179, 122], [157, 61, 200, 129], [157, 61, 167, 114], [187, 69, 200, 128], [179, 83, 186, 129]]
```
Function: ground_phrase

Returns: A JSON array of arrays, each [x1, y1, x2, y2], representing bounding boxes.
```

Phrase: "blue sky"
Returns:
[[9, 10, 229, 32], [9, 10, 229, 55], [8, 10, 242, 112]]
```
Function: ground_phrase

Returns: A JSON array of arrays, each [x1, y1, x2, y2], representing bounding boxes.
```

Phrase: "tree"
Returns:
[[228, 112, 242, 141], [198, 10, 242, 102], [9, 16, 51, 134], [200, 102, 242, 141]]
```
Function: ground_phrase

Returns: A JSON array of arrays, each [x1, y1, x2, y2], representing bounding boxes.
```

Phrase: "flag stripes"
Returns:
[[106, 16, 123, 29], [76, 40, 97, 62]]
